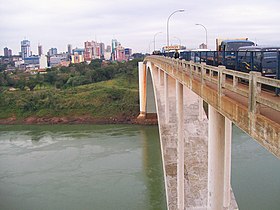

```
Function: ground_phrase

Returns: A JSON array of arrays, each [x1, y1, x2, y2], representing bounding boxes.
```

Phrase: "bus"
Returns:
[[237, 46, 280, 78]]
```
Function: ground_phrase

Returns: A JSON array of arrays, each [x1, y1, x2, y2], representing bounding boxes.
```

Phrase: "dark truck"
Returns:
[[217, 39, 255, 69], [237, 46, 280, 78]]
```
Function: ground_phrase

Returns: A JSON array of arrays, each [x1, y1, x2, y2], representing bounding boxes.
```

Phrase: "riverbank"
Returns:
[[0, 115, 158, 125]]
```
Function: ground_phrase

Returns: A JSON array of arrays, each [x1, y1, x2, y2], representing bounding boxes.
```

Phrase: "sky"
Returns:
[[1, 0, 280, 55]]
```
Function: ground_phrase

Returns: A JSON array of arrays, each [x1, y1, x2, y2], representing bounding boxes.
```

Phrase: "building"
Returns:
[[94, 43, 101, 59], [124, 48, 132, 61], [67, 44, 72, 55], [84, 41, 103, 61], [71, 52, 84, 64], [21, 39, 31, 59], [100, 42, 105, 58], [106, 45, 111, 53], [48, 48, 58, 56], [38, 44, 43, 56], [72, 48, 84, 56], [103, 45, 112, 61], [199, 43, 207, 49], [8, 49, 12, 57], [114, 44, 126, 62], [4, 47, 12, 57], [84, 41, 94, 62], [4, 47, 8, 57], [104, 52, 111, 60], [24, 55, 47, 70], [49, 53, 68, 67], [111, 39, 118, 54]]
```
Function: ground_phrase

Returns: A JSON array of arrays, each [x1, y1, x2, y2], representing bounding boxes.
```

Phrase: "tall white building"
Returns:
[[21, 40, 31, 59]]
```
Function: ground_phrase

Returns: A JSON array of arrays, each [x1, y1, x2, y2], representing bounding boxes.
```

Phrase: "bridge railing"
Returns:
[[147, 56, 280, 114]]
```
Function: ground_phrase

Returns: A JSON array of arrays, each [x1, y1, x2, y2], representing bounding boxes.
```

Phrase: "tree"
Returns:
[[26, 77, 37, 91], [89, 59, 102, 69], [44, 71, 57, 85], [17, 78, 26, 90], [0, 64, 7, 72]]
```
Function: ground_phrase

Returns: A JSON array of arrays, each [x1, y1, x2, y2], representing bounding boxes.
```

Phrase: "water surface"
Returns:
[[0, 124, 167, 210], [232, 126, 280, 210]]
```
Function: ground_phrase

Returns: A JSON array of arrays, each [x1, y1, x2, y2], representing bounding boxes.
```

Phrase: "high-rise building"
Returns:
[[111, 39, 118, 54], [84, 41, 94, 61], [21, 39, 31, 59], [84, 41, 103, 61], [4, 47, 9, 57], [124, 48, 132, 61], [8, 49, 12, 57], [38, 44, 43, 56], [95, 43, 101, 59], [106, 45, 111, 53], [48, 48, 57, 56], [114, 44, 126, 62], [100, 42, 105, 57], [67, 44, 72, 55]]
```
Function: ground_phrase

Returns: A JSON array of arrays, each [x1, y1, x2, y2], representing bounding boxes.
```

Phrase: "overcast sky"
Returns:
[[1, 0, 280, 55]]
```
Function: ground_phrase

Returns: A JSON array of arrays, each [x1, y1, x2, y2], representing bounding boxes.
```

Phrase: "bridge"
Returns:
[[137, 56, 280, 210]]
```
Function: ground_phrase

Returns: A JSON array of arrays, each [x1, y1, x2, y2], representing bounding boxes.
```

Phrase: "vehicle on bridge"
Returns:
[[159, 39, 280, 80], [215, 38, 255, 69], [237, 46, 280, 78]]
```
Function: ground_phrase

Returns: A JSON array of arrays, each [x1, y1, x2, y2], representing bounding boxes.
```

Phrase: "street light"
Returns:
[[167, 9, 185, 48], [154, 32, 163, 52], [195, 23, 208, 48]]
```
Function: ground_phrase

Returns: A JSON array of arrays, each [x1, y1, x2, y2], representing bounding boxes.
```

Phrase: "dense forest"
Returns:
[[0, 59, 142, 123]]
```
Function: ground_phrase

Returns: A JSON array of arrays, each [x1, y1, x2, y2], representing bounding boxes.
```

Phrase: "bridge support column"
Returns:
[[198, 96, 204, 121], [138, 62, 147, 119], [158, 68, 161, 85], [208, 105, 225, 210], [176, 80, 184, 210], [164, 72, 169, 124], [224, 118, 232, 209]]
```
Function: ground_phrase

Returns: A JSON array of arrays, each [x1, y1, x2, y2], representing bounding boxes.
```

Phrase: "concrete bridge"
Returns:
[[137, 56, 280, 210]]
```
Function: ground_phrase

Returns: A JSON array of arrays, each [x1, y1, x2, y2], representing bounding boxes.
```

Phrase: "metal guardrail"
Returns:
[[144, 55, 280, 157]]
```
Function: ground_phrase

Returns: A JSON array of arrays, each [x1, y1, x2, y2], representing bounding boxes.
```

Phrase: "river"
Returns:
[[0, 125, 166, 210], [0, 124, 279, 210]]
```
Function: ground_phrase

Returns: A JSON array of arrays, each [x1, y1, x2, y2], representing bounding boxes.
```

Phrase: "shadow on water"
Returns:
[[140, 126, 167, 210]]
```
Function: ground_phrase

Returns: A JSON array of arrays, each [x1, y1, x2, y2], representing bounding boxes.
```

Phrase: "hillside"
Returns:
[[0, 59, 144, 124]]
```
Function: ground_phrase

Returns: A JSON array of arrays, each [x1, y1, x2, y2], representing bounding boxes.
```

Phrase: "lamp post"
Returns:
[[167, 9, 185, 48], [154, 32, 163, 52], [195, 23, 208, 48]]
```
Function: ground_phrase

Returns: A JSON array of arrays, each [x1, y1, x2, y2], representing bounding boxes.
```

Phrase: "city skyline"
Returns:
[[1, 0, 280, 55]]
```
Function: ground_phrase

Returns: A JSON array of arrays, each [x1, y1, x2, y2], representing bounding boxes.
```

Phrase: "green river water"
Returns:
[[0, 124, 279, 210]]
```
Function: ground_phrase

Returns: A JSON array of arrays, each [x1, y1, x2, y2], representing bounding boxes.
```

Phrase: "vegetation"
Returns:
[[0, 59, 142, 121]]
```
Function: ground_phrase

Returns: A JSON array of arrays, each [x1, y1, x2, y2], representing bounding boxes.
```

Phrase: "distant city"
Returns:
[[1, 39, 135, 72]]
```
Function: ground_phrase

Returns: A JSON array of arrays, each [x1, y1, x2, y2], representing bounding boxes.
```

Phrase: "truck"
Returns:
[[215, 38, 255, 69], [216, 38, 255, 51]]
